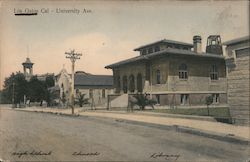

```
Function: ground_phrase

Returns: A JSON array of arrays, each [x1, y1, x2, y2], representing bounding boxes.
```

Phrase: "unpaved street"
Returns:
[[0, 109, 249, 162]]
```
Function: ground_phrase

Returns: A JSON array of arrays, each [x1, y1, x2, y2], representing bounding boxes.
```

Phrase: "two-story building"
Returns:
[[105, 35, 227, 108]]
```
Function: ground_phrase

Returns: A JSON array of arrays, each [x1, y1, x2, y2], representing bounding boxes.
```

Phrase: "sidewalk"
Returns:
[[14, 106, 250, 143]]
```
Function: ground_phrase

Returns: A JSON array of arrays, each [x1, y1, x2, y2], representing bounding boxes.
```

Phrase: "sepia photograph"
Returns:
[[0, 0, 249, 161]]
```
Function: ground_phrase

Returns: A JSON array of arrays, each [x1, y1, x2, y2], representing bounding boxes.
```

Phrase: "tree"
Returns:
[[205, 95, 213, 116], [77, 93, 89, 107], [1, 72, 28, 106], [27, 76, 47, 106], [45, 75, 55, 88], [130, 93, 157, 110]]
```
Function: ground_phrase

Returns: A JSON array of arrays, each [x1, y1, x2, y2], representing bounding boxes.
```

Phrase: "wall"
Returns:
[[77, 88, 114, 106], [226, 44, 249, 125], [113, 62, 147, 93]]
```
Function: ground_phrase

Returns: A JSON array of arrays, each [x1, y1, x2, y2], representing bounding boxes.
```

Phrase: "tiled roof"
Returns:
[[223, 36, 250, 46], [105, 48, 225, 68], [74, 74, 113, 86], [134, 39, 193, 51]]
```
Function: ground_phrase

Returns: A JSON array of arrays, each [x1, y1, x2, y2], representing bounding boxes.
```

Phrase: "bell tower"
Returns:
[[22, 57, 34, 80], [206, 35, 223, 55]]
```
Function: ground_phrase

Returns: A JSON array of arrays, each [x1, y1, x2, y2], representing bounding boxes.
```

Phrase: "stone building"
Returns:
[[54, 68, 114, 107], [105, 35, 227, 108], [224, 36, 250, 125]]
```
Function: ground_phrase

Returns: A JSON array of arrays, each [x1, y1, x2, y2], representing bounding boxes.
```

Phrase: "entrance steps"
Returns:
[[110, 94, 129, 108]]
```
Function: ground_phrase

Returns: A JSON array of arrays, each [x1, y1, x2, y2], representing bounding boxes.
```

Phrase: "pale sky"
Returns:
[[0, 0, 249, 89]]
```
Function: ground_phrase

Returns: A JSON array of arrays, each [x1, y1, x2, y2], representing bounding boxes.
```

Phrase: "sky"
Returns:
[[0, 0, 249, 89]]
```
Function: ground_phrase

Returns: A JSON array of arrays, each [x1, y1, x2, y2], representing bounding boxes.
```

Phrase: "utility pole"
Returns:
[[65, 49, 82, 114]]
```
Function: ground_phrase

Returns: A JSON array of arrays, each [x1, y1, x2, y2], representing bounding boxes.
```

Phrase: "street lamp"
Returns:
[[65, 49, 82, 114]]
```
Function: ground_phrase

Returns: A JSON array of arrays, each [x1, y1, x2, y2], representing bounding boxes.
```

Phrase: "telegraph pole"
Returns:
[[65, 49, 82, 114]]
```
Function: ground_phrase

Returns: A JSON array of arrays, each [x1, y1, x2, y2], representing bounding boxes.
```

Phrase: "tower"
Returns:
[[22, 57, 34, 80], [206, 35, 223, 55]]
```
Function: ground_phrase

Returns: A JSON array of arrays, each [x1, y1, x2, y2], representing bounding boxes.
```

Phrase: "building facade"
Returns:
[[54, 68, 114, 107], [224, 36, 250, 125], [106, 36, 227, 108]]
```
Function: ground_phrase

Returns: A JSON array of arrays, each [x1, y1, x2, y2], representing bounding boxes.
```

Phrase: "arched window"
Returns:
[[122, 76, 128, 93], [137, 73, 143, 93], [156, 70, 161, 84], [210, 65, 218, 80], [129, 75, 135, 93], [117, 76, 121, 93], [179, 64, 188, 79]]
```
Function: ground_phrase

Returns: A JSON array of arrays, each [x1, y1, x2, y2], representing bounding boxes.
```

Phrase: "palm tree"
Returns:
[[78, 93, 89, 107], [131, 93, 157, 110]]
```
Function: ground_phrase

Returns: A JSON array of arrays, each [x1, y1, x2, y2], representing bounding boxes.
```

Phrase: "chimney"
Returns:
[[193, 35, 202, 53]]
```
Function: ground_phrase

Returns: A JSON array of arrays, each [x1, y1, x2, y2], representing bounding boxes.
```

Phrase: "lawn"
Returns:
[[147, 107, 231, 119]]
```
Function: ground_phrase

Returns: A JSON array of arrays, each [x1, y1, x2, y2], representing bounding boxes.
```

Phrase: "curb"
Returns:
[[112, 118, 249, 145], [101, 110, 218, 122], [13, 109, 249, 145]]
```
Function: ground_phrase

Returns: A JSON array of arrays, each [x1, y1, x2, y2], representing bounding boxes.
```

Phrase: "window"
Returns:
[[179, 64, 188, 79], [102, 89, 105, 98], [212, 94, 219, 103], [168, 45, 173, 48], [142, 49, 146, 55], [176, 45, 180, 49], [154, 46, 160, 52], [122, 76, 128, 93], [235, 48, 249, 58], [210, 65, 218, 80], [180, 94, 189, 105], [156, 70, 161, 84], [129, 75, 135, 93], [137, 73, 143, 93], [148, 48, 153, 54]]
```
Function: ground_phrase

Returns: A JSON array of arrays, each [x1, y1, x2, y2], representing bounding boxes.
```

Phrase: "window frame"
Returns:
[[212, 93, 219, 104], [180, 94, 189, 105], [179, 64, 188, 80], [210, 64, 219, 80]]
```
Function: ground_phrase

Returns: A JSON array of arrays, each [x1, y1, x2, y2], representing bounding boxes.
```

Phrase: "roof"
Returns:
[[223, 36, 250, 46], [105, 48, 225, 69], [134, 39, 193, 51], [74, 74, 113, 86], [22, 57, 33, 64]]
